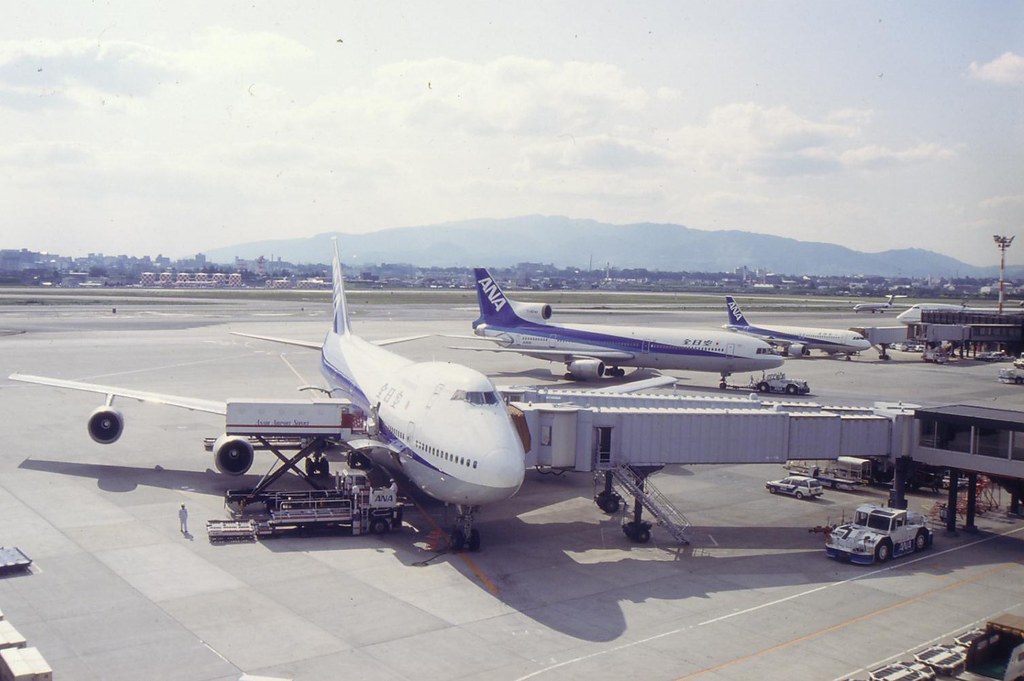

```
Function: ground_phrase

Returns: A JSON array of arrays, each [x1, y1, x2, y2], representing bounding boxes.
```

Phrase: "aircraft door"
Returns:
[[726, 343, 736, 357], [594, 426, 613, 468]]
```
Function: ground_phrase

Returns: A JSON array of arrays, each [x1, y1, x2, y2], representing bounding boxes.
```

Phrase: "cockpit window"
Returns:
[[451, 390, 500, 405]]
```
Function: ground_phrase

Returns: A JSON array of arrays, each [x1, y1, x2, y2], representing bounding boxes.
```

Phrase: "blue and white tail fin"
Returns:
[[725, 296, 750, 328], [473, 268, 523, 328], [331, 239, 351, 336]]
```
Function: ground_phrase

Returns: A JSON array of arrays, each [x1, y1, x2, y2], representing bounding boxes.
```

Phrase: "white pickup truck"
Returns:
[[825, 504, 933, 565]]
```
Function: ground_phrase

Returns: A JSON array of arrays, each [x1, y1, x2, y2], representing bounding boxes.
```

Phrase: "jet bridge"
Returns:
[[510, 388, 913, 544], [511, 388, 903, 472]]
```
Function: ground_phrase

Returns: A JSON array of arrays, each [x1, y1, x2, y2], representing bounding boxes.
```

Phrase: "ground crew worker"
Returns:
[[179, 504, 189, 535]]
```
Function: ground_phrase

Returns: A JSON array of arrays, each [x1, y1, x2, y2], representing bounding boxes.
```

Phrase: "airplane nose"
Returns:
[[491, 446, 525, 494]]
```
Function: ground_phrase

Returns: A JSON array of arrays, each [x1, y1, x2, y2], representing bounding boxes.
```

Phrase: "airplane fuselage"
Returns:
[[321, 331, 525, 506], [724, 322, 871, 355], [474, 320, 783, 374]]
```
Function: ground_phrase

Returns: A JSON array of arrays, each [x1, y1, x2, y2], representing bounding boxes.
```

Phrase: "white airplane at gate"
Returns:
[[10, 241, 526, 551], [457, 268, 783, 388]]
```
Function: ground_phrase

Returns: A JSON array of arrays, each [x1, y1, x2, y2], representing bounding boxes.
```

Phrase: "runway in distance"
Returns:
[[724, 296, 872, 358], [11, 241, 526, 551], [456, 268, 783, 387], [853, 294, 897, 313]]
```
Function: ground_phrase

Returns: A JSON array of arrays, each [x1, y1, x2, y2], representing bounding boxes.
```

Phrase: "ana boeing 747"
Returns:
[[724, 296, 871, 358], [11, 241, 525, 551], [454, 269, 783, 388]]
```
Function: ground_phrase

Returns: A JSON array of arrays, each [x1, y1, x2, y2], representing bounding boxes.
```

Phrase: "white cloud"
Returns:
[[968, 51, 1024, 85], [840, 143, 956, 170], [0, 38, 179, 111], [670, 103, 954, 178]]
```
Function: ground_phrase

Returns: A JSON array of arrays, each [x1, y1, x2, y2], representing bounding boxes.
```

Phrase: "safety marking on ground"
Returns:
[[405, 493, 500, 596]]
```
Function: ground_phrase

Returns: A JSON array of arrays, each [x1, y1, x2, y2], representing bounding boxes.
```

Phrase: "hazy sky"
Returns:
[[2, 2, 1021, 266]]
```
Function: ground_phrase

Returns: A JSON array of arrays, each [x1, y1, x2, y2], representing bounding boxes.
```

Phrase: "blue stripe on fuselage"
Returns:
[[483, 320, 731, 357]]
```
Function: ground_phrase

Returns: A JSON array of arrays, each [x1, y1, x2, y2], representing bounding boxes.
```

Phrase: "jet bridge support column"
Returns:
[[964, 471, 978, 532], [889, 456, 910, 510], [595, 472, 622, 514], [945, 468, 961, 534], [623, 473, 653, 544]]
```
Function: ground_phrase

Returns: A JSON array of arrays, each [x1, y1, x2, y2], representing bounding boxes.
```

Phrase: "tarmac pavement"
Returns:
[[1, 295, 1022, 681]]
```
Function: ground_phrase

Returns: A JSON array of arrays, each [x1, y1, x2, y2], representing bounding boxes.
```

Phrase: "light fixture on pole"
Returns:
[[993, 235, 1014, 315]]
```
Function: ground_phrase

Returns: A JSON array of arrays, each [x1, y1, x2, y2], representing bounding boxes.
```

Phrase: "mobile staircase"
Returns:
[[600, 464, 691, 544]]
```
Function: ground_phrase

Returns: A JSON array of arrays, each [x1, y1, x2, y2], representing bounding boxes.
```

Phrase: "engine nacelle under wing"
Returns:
[[510, 300, 552, 322], [213, 434, 255, 476], [88, 407, 124, 444], [566, 359, 605, 380], [786, 343, 808, 357]]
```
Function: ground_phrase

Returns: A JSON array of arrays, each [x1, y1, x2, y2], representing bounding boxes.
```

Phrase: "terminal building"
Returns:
[[912, 308, 1024, 357]]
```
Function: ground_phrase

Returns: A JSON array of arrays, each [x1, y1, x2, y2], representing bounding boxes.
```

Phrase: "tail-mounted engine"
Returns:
[[87, 407, 124, 444], [213, 435, 255, 476], [510, 301, 552, 322]]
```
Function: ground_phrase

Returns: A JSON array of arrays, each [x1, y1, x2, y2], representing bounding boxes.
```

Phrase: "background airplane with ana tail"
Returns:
[[451, 268, 783, 389]]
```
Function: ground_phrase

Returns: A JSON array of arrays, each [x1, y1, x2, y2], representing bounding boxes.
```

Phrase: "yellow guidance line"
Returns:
[[405, 492, 500, 596]]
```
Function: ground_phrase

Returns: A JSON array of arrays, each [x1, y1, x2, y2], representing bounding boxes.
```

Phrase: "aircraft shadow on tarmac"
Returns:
[[17, 457, 1018, 644], [18, 458, 260, 496]]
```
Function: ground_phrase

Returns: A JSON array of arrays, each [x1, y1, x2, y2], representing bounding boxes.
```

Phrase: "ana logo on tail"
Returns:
[[727, 298, 747, 325], [477, 277, 507, 312]]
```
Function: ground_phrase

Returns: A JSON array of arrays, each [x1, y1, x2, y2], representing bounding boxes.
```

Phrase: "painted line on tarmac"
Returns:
[[513, 522, 1024, 681], [834, 600, 1024, 681], [677, 562, 1017, 680], [405, 493, 500, 596]]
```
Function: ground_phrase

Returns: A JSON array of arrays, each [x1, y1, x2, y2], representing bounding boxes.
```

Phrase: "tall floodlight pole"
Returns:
[[993, 235, 1014, 315]]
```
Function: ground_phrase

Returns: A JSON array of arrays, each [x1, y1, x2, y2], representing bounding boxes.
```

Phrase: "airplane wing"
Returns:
[[591, 373, 679, 393], [447, 345, 635, 362], [232, 331, 430, 348], [231, 331, 321, 349], [8, 373, 226, 415]]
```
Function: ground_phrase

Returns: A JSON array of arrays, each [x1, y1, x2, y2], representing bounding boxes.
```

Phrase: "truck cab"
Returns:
[[826, 503, 933, 564]]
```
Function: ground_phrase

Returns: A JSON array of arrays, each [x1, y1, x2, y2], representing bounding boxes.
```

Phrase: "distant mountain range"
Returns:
[[203, 216, 1016, 278]]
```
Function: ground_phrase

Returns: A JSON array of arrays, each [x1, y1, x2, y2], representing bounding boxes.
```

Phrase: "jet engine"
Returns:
[[212, 435, 255, 476], [87, 407, 124, 444], [566, 359, 605, 380], [786, 343, 808, 357], [510, 301, 552, 322]]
